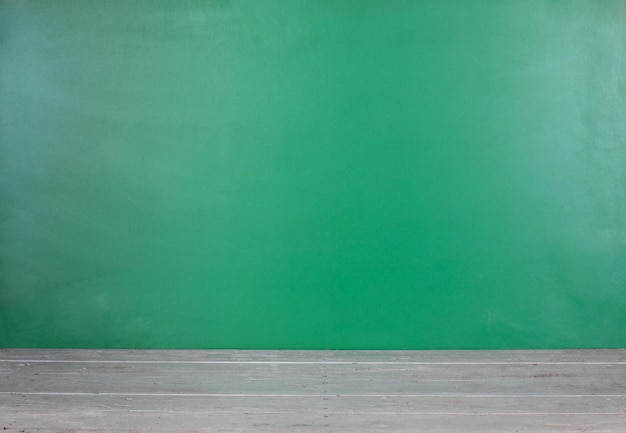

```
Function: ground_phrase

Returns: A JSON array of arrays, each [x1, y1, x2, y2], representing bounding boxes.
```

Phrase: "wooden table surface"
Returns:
[[1, 349, 625, 432]]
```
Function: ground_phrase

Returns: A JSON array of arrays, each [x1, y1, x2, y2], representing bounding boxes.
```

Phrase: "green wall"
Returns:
[[1, 0, 625, 349]]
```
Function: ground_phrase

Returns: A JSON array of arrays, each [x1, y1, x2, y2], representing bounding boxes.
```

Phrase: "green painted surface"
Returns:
[[1, 1, 625, 349]]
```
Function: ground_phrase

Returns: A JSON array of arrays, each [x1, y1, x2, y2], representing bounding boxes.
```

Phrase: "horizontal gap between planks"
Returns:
[[2, 360, 625, 365], [1, 405, 621, 417], [108, 410, 626, 416], [2, 392, 625, 398]]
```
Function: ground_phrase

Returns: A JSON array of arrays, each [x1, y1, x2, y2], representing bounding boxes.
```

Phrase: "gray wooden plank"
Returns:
[[2, 361, 625, 396], [2, 394, 625, 415], [2, 403, 625, 433], [1, 349, 625, 363], [1, 350, 625, 432]]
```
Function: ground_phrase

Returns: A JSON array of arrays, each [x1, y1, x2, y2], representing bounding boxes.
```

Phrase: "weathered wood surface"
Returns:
[[1, 350, 625, 432]]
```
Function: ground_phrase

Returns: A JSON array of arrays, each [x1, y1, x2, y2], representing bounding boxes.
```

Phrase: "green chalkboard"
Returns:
[[1, 1, 625, 349]]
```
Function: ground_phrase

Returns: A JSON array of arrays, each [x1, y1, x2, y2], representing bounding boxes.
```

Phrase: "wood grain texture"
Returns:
[[1, 350, 625, 432]]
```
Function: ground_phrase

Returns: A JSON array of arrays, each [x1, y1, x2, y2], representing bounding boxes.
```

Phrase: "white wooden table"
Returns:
[[1, 349, 625, 432]]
